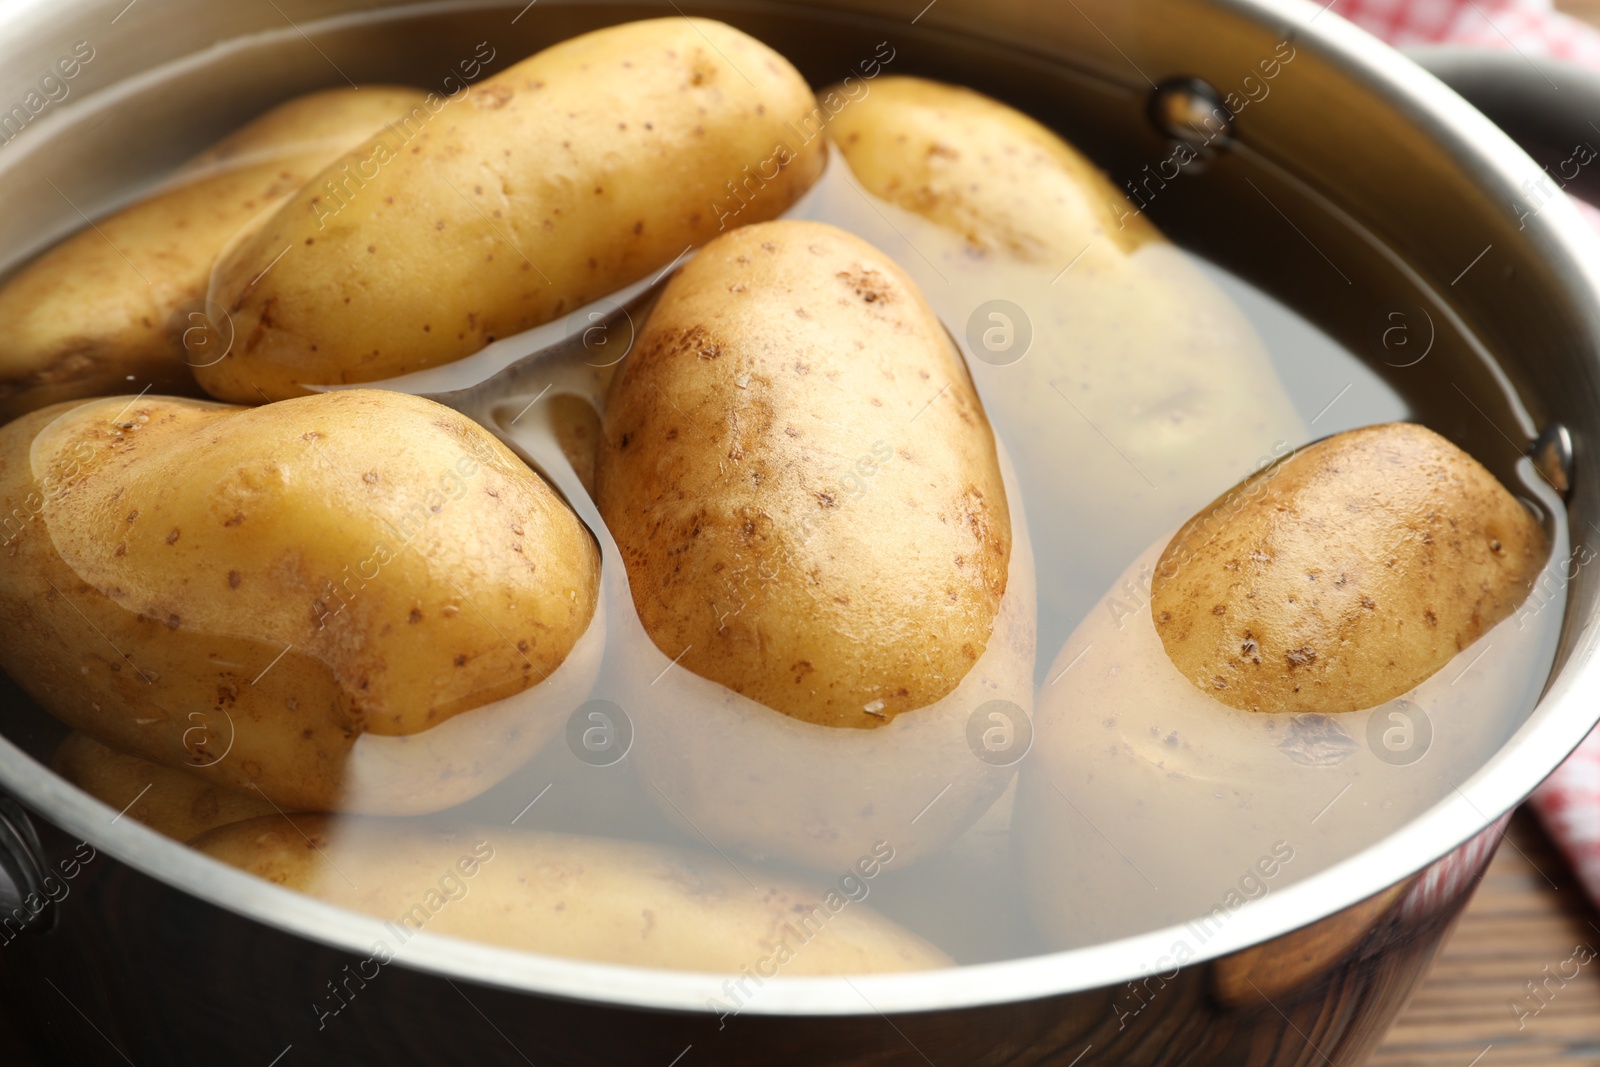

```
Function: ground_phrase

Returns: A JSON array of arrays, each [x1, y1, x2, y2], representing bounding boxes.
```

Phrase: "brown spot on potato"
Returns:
[[1285, 646, 1317, 668], [835, 267, 894, 303], [471, 83, 513, 108]]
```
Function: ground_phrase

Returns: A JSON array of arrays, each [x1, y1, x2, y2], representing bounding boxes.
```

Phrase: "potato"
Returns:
[[178, 88, 427, 177], [1152, 422, 1546, 713], [0, 87, 426, 422], [194, 816, 952, 974], [1016, 425, 1557, 947], [821, 76, 1308, 641], [827, 76, 1159, 260], [199, 18, 825, 402], [53, 733, 275, 842], [598, 219, 1010, 726], [550, 393, 602, 498], [594, 219, 1032, 869], [0, 389, 601, 812]]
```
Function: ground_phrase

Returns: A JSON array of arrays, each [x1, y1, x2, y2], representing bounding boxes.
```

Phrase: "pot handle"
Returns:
[[1406, 45, 1600, 208]]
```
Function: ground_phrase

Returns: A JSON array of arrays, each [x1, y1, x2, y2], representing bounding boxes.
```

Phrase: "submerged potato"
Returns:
[[822, 76, 1308, 648], [195, 816, 952, 974], [596, 219, 1030, 871], [0, 87, 425, 421], [201, 18, 825, 401], [53, 733, 276, 842], [1017, 535, 1558, 946], [624, 477, 1034, 870], [1017, 425, 1554, 946], [178, 88, 429, 175], [1152, 422, 1547, 713], [827, 76, 1158, 260], [0, 390, 600, 812], [596, 219, 1011, 728]]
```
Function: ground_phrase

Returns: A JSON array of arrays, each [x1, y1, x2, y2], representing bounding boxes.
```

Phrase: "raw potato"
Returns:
[[178, 89, 427, 176], [1016, 428, 1556, 947], [201, 18, 826, 401], [597, 219, 1011, 728], [1151, 423, 1547, 713], [0, 87, 426, 422], [596, 219, 1032, 871], [195, 816, 952, 974], [821, 76, 1308, 645], [550, 394, 602, 498], [53, 733, 276, 842], [623, 487, 1034, 870], [0, 390, 601, 812], [827, 76, 1158, 259]]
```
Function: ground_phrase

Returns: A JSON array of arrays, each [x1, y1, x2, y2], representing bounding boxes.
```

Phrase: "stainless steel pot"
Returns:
[[1, 0, 1598, 1064]]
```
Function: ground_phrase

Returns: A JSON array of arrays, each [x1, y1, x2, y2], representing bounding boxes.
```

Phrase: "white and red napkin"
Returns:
[[1340, 0, 1600, 63], [1338, 0, 1600, 907]]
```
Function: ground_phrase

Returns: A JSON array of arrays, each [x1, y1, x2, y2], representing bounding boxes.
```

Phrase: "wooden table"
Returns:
[[1369, 810, 1600, 1066]]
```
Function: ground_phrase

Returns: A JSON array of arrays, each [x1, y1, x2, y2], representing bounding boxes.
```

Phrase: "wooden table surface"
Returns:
[[1369, 810, 1600, 1066]]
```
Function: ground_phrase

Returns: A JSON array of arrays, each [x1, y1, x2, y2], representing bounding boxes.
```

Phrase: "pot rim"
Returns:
[[2, 0, 1600, 1017]]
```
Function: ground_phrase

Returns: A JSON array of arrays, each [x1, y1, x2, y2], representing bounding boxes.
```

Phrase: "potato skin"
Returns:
[[200, 18, 826, 401], [1151, 423, 1546, 713], [194, 816, 951, 974], [178, 88, 428, 176], [0, 87, 425, 422], [826, 76, 1157, 259], [822, 76, 1307, 647], [595, 219, 1010, 728], [625, 450, 1034, 870], [1018, 527, 1557, 947], [53, 733, 275, 842], [0, 390, 599, 810]]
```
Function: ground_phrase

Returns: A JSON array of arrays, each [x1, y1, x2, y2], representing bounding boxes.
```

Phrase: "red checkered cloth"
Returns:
[[1339, 0, 1600, 907], [1339, 0, 1600, 64]]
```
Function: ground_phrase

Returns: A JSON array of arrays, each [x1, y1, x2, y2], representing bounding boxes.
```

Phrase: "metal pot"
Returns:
[[0, 0, 1597, 1063]]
